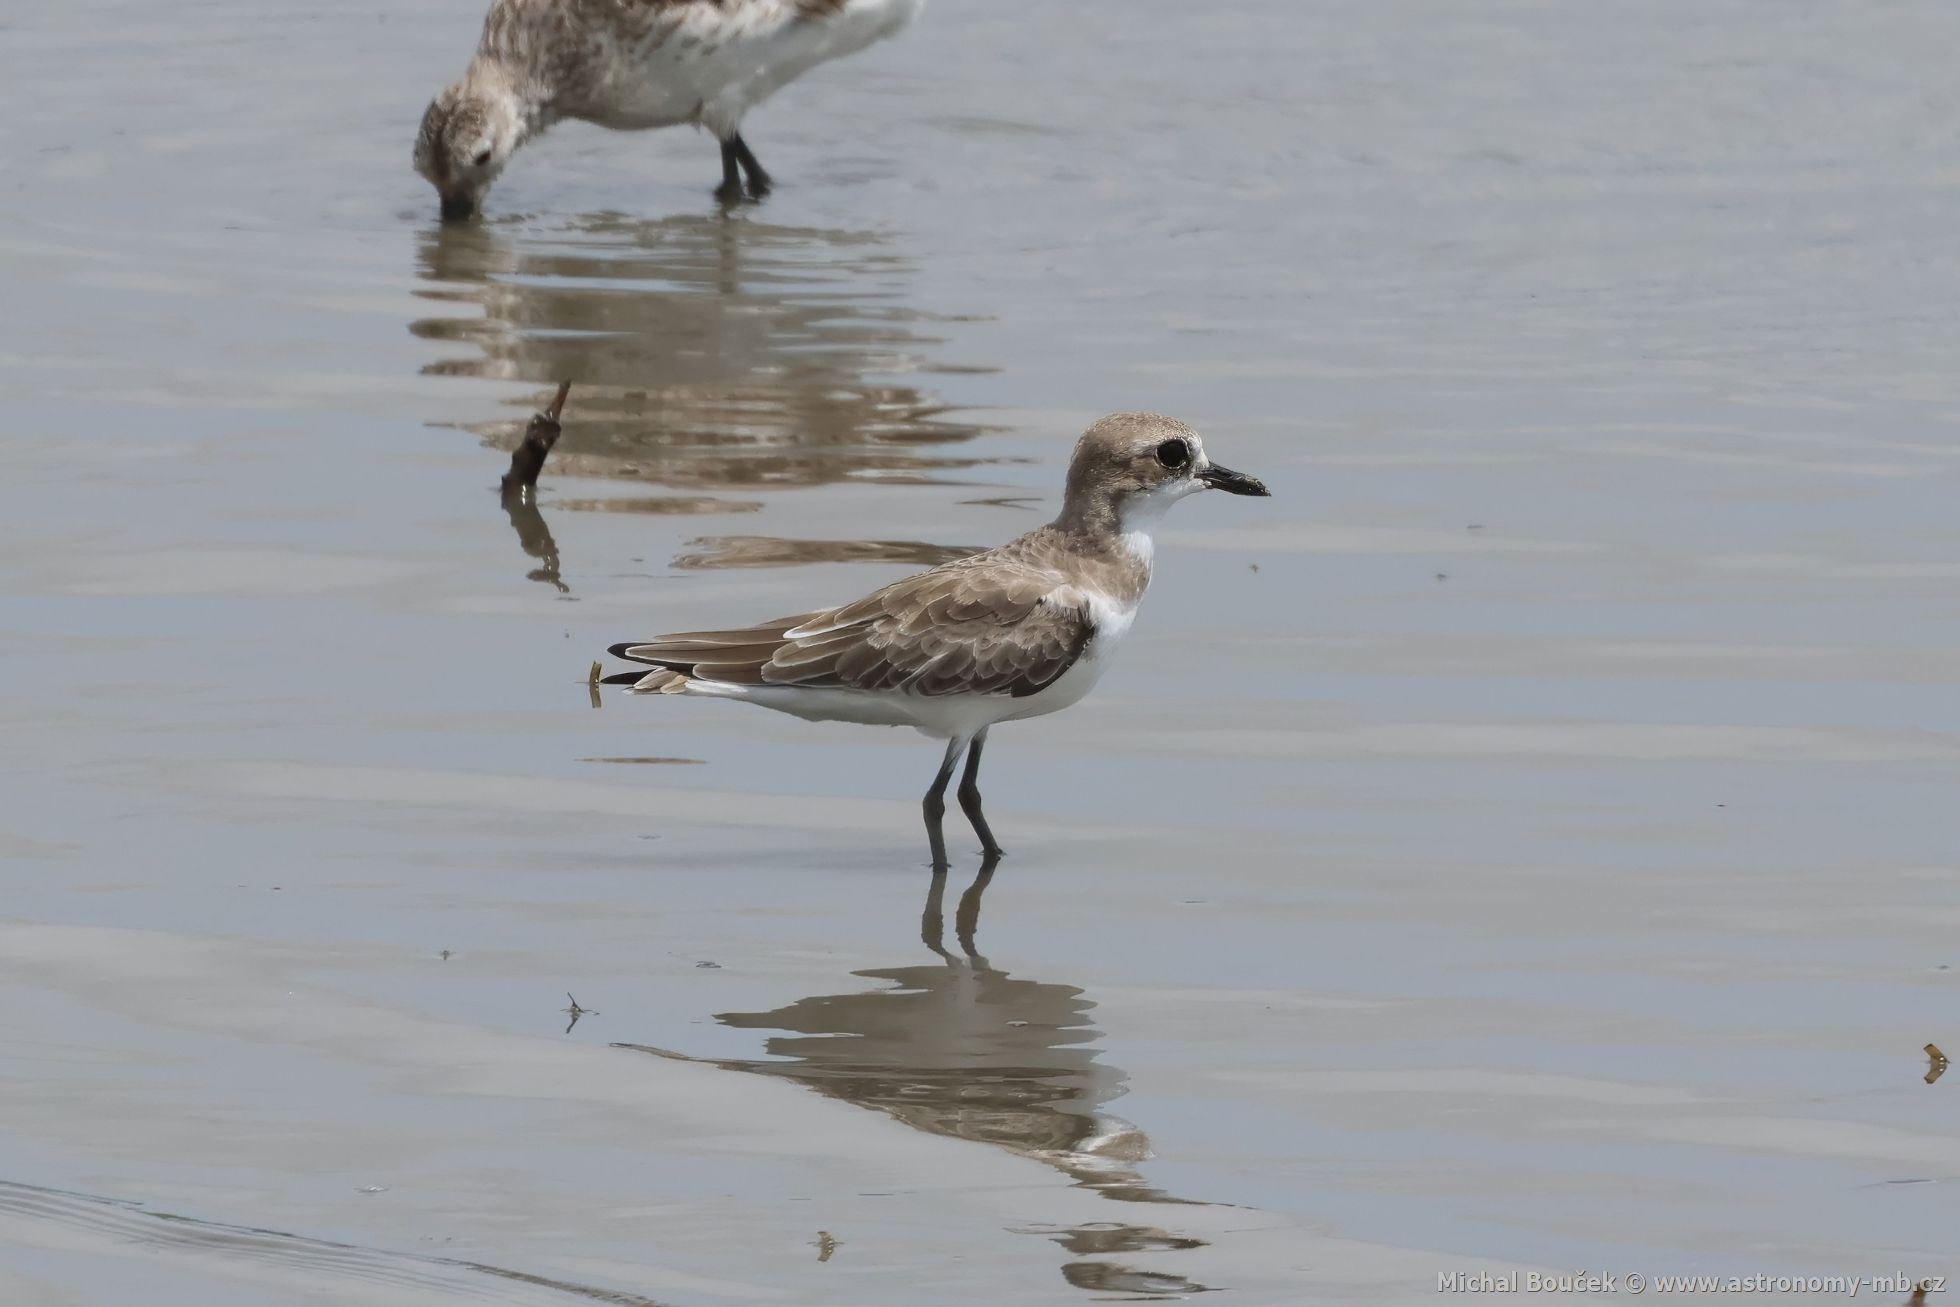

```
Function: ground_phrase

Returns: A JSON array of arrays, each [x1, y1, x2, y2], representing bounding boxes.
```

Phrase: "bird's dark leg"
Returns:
[[716, 139, 745, 206], [922, 736, 967, 871], [730, 133, 772, 198], [956, 726, 1004, 858]]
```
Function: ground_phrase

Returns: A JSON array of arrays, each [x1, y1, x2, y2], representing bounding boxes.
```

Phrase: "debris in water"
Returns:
[[502, 381, 572, 497], [563, 992, 598, 1033]]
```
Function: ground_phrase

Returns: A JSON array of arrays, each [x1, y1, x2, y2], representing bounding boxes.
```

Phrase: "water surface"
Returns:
[[3, 2, 1959, 1303]]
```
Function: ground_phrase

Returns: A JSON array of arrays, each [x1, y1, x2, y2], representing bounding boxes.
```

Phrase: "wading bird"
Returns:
[[603, 413, 1270, 866], [415, 0, 925, 218]]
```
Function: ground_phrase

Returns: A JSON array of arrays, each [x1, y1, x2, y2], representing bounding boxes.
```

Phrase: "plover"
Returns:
[[415, 0, 926, 218], [603, 413, 1270, 865]]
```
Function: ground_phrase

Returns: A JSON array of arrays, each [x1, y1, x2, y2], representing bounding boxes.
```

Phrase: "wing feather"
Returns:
[[609, 556, 1094, 698]]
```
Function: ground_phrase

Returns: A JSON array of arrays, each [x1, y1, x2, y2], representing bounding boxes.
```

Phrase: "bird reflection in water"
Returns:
[[409, 211, 997, 589], [669, 534, 977, 571], [616, 861, 1211, 1298]]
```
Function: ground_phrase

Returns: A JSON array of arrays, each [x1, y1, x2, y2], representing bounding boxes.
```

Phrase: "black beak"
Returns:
[[1198, 462, 1270, 496], [439, 194, 478, 223]]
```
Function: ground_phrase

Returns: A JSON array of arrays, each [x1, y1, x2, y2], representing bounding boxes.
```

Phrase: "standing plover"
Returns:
[[603, 413, 1271, 866], [415, 0, 925, 218]]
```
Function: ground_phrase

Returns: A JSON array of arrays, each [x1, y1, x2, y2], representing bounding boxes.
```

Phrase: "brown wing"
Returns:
[[609, 558, 1093, 698]]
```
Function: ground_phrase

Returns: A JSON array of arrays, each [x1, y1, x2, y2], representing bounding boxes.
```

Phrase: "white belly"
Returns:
[[575, 0, 925, 135], [582, 76, 701, 131], [676, 679, 1049, 739]]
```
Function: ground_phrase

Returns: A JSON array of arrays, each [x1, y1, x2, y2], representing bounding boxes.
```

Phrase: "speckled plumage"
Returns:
[[415, 0, 924, 214]]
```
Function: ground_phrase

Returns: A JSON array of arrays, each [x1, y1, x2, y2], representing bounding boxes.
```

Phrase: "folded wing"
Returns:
[[609, 558, 1093, 698]]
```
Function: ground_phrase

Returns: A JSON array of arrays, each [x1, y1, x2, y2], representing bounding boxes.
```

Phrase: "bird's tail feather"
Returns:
[[599, 667, 690, 693]]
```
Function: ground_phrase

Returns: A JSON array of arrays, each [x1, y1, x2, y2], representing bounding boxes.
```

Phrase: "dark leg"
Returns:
[[922, 736, 967, 870], [730, 133, 772, 198], [956, 726, 1004, 858], [716, 139, 745, 206]]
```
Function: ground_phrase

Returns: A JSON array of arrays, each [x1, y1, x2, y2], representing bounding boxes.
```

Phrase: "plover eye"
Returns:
[[472, 148, 492, 167], [1155, 438, 1190, 470]]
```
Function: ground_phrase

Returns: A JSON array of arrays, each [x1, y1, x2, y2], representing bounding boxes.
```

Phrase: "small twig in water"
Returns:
[[501, 380, 573, 498], [562, 991, 597, 1034]]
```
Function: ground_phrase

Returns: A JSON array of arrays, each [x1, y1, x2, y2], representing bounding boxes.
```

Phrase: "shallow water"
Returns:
[[4, 1, 1960, 1303]]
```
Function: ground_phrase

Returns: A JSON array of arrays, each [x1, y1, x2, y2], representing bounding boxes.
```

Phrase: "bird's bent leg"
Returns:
[[923, 736, 967, 871], [730, 133, 772, 197], [716, 139, 745, 205], [955, 726, 1003, 858]]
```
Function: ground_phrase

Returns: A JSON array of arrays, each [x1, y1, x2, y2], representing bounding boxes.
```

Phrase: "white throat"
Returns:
[[1114, 480, 1199, 568]]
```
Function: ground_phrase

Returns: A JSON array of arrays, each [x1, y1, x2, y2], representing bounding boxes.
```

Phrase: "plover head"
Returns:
[[1060, 412, 1269, 537], [414, 78, 525, 221]]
